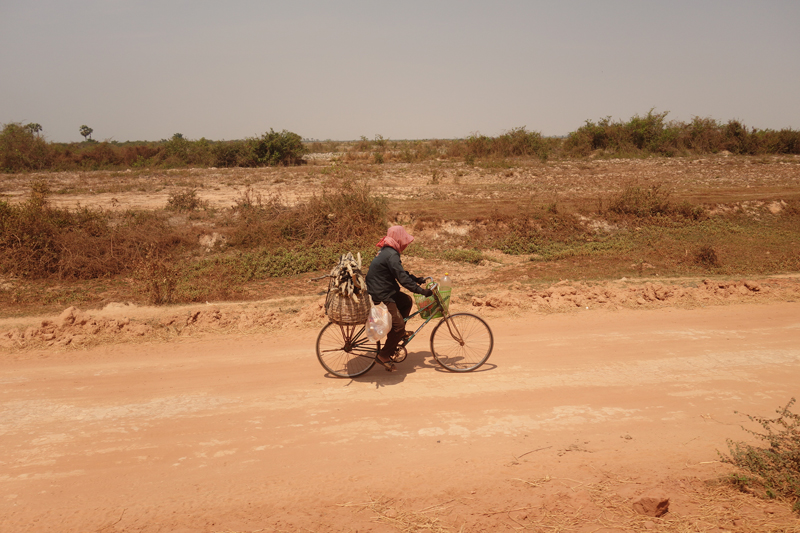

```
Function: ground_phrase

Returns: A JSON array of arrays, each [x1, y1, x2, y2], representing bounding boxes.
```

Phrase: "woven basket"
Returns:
[[325, 286, 371, 325]]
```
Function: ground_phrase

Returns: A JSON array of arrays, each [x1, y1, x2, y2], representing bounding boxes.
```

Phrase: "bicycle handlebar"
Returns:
[[421, 276, 439, 291]]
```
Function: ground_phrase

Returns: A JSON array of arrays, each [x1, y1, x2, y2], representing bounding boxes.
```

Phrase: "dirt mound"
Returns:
[[469, 278, 796, 313], [2, 277, 798, 352], [0, 298, 328, 351]]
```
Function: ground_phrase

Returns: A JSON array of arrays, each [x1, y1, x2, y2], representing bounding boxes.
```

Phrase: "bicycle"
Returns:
[[316, 277, 493, 377]]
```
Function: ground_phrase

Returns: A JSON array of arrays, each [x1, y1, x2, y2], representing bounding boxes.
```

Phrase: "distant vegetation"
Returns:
[[563, 110, 800, 157], [1, 111, 799, 310], [0, 125, 307, 173], [2, 111, 799, 173]]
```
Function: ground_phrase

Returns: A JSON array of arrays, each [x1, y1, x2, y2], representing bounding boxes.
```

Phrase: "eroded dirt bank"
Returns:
[[2, 274, 799, 352], [2, 301, 800, 532]]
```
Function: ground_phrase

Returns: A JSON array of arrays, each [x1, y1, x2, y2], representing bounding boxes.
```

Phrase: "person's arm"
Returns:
[[389, 255, 429, 295], [406, 271, 426, 284]]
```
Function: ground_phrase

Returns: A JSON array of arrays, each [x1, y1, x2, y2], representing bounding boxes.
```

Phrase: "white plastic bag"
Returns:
[[365, 303, 391, 342]]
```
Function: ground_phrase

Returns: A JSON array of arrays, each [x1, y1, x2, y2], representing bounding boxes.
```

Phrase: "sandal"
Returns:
[[375, 355, 397, 372]]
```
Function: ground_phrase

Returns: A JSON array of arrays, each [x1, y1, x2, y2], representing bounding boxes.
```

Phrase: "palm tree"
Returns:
[[79, 125, 93, 141], [26, 123, 43, 137]]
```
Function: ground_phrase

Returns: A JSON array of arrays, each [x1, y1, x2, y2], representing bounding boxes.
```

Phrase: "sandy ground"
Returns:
[[2, 301, 800, 532], [3, 156, 798, 213]]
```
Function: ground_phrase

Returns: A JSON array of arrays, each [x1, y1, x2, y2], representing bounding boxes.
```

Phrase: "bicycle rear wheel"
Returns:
[[430, 313, 493, 372], [316, 322, 377, 378]]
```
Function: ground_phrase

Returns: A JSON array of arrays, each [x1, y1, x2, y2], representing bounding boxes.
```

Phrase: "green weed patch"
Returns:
[[721, 398, 800, 513]]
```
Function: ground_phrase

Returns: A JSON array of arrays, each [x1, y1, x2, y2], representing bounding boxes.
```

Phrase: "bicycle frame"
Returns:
[[332, 279, 465, 359]]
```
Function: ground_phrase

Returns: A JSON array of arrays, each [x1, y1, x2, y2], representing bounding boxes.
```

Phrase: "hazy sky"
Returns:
[[2, 0, 798, 143]]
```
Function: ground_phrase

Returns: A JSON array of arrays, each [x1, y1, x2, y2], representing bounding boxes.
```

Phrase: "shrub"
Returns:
[[136, 246, 179, 304], [564, 111, 800, 157], [606, 184, 707, 222], [0, 184, 188, 279], [685, 116, 724, 152], [694, 244, 720, 267], [562, 117, 613, 156], [720, 398, 800, 513], [166, 189, 206, 212], [225, 179, 387, 249], [0, 122, 52, 172], [48, 141, 160, 170], [607, 184, 674, 217], [441, 249, 485, 264], [241, 129, 306, 167], [564, 110, 679, 156], [211, 140, 245, 167], [461, 127, 552, 162]]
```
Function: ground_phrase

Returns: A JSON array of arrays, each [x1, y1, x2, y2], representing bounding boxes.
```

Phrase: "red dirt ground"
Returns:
[[2, 299, 800, 532]]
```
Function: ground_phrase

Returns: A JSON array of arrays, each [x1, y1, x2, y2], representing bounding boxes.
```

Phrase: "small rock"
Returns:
[[643, 521, 656, 530]]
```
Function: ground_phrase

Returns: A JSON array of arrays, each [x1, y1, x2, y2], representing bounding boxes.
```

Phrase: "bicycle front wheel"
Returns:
[[316, 322, 377, 378], [430, 313, 493, 372]]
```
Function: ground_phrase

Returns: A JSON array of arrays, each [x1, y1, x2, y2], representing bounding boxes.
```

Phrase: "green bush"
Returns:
[[460, 127, 552, 162], [0, 122, 52, 172], [564, 110, 677, 156], [564, 111, 800, 157], [157, 133, 214, 167], [240, 129, 306, 167], [721, 398, 800, 513]]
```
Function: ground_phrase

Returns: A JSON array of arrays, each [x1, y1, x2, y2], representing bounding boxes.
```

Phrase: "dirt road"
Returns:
[[2, 302, 799, 532]]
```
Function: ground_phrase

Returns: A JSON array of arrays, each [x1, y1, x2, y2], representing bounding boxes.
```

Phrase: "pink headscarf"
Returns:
[[376, 225, 414, 253]]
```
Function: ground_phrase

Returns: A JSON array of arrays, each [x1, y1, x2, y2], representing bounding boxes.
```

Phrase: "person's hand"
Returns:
[[414, 275, 426, 284], [421, 288, 434, 297]]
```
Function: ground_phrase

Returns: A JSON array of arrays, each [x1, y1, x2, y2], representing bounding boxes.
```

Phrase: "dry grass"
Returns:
[[1, 155, 798, 314], [339, 496, 455, 532], [336, 478, 800, 532]]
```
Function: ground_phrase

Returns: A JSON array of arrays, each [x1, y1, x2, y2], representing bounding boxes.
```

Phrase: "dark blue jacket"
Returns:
[[366, 247, 426, 304]]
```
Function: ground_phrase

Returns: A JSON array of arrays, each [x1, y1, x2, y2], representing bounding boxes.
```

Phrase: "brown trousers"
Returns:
[[378, 292, 413, 359]]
